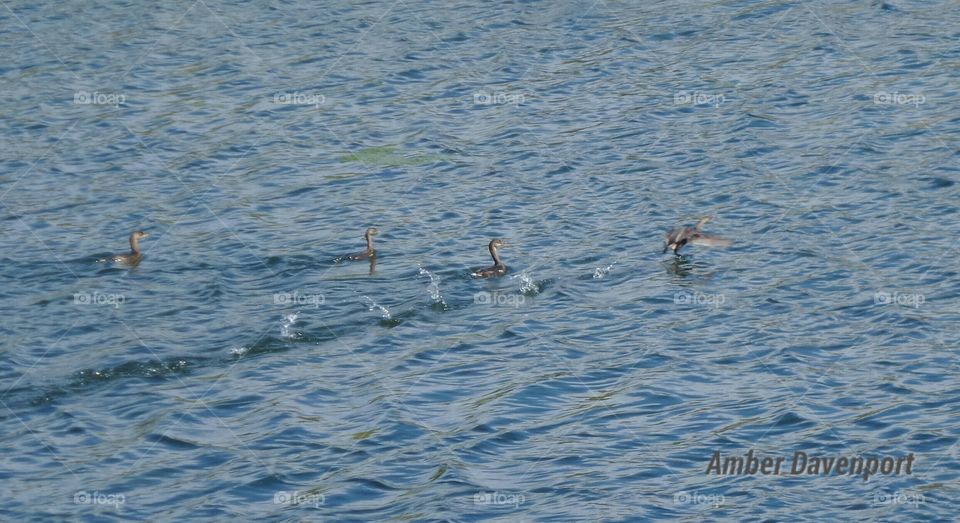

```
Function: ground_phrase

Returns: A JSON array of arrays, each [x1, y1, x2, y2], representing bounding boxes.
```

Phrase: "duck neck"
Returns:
[[489, 245, 503, 266], [365, 232, 375, 253], [129, 235, 140, 255]]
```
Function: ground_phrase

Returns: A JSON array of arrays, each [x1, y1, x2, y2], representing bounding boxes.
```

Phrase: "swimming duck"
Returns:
[[472, 239, 508, 278], [346, 227, 379, 260], [663, 216, 730, 254], [111, 231, 149, 264]]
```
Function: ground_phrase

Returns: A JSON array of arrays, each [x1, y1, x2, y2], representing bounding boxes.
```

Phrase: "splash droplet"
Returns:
[[593, 263, 615, 279], [418, 266, 447, 307], [361, 296, 391, 320], [280, 312, 300, 338]]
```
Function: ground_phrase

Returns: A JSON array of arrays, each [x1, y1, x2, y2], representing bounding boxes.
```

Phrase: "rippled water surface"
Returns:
[[2, 0, 959, 521]]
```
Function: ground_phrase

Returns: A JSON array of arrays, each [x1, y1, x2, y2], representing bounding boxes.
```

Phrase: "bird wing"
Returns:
[[689, 234, 732, 248]]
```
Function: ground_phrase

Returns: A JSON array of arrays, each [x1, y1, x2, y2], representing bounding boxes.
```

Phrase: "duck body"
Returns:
[[471, 239, 508, 278], [347, 249, 375, 261], [472, 264, 507, 278], [111, 252, 142, 264]]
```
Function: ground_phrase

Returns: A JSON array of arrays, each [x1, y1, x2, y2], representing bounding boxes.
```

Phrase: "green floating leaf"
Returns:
[[352, 429, 377, 440], [339, 146, 450, 166], [429, 464, 448, 481]]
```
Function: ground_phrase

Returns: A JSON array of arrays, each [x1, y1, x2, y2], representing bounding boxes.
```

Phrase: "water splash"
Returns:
[[418, 266, 447, 307], [230, 346, 250, 357], [512, 271, 542, 295], [361, 296, 391, 320], [594, 262, 616, 279], [280, 312, 300, 339]]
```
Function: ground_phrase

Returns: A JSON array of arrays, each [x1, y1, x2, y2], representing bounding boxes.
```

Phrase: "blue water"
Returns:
[[1, 0, 958, 521]]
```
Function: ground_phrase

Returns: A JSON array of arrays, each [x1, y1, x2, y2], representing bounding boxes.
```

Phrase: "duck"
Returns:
[[471, 239, 508, 278], [345, 227, 379, 260], [111, 231, 150, 264], [663, 216, 730, 255]]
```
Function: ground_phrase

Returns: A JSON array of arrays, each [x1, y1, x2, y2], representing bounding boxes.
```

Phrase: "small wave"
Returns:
[[73, 359, 190, 386]]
